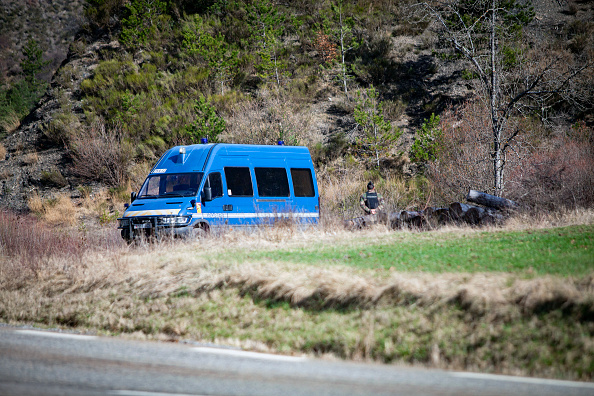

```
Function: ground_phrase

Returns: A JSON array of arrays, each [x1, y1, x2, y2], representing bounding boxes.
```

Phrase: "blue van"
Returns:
[[117, 143, 320, 241]]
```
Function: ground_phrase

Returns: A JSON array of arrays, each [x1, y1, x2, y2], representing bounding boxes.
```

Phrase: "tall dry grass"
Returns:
[[223, 92, 324, 146], [0, 210, 124, 286], [28, 193, 78, 226], [318, 159, 432, 220]]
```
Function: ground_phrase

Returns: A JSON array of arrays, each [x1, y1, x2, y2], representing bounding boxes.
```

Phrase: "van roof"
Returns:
[[151, 143, 312, 173]]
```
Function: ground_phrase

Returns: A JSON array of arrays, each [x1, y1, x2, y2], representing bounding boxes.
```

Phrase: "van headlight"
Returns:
[[119, 219, 130, 227], [158, 216, 190, 225]]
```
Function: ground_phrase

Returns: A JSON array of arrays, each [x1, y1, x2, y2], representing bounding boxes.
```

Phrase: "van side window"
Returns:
[[208, 172, 223, 198], [255, 167, 290, 197], [224, 167, 254, 196], [290, 168, 315, 197]]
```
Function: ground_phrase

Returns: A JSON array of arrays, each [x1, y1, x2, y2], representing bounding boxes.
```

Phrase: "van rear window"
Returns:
[[291, 168, 315, 197], [224, 167, 254, 196], [255, 168, 290, 197]]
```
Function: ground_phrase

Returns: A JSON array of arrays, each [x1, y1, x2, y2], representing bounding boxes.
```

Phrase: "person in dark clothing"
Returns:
[[360, 181, 385, 215]]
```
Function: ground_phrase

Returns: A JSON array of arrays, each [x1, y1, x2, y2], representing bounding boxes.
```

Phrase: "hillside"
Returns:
[[0, 0, 592, 217]]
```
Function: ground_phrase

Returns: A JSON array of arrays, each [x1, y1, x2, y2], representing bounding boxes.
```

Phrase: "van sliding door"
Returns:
[[254, 167, 292, 226], [224, 166, 256, 227]]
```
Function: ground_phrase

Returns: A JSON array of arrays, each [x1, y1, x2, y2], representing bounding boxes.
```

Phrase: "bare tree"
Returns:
[[418, 0, 592, 196], [330, 0, 360, 98]]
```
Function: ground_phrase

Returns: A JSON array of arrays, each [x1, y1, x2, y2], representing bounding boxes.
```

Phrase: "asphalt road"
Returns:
[[1, 326, 592, 396]]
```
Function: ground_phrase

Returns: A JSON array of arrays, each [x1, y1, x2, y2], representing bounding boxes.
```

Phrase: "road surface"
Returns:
[[0, 325, 592, 396]]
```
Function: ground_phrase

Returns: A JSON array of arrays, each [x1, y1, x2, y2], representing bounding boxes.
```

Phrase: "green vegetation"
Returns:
[[0, 39, 50, 138], [183, 95, 226, 143], [227, 225, 594, 276], [64, 0, 419, 186], [354, 85, 401, 169], [409, 113, 441, 165]]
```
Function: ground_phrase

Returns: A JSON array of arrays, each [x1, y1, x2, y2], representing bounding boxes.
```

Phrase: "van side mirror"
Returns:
[[131, 191, 137, 202], [203, 187, 212, 202]]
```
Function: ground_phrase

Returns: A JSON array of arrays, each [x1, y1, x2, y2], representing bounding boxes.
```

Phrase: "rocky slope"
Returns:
[[0, 0, 85, 83], [0, 0, 591, 213]]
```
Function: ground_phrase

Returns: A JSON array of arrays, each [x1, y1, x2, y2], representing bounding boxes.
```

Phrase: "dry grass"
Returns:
[[0, 143, 6, 160], [0, 169, 11, 180], [27, 193, 79, 226], [223, 92, 324, 146], [317, 161, 428, 219], [0, 111, 20, 135], [503, 206, 594, 231], [22, 151, 39, 165]]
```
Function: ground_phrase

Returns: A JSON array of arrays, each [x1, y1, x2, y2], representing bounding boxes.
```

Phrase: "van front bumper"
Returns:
[[118, 216, 194, 239]]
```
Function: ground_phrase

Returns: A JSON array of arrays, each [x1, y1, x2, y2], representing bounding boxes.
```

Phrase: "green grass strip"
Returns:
[[233, 225, 594, 276]]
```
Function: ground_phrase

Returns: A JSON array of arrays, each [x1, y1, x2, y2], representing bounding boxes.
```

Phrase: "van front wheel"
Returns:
[[191, 223, 210, 238], [121, 229, 133, 244]]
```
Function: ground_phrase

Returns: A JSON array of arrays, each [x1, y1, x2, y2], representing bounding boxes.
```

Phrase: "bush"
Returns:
[[429, 100, 594, 208], [427, 100, 528, 202], [410, 113, 441, 165], [223, 93, 323, 147], [70, 120, 134, 187], [44, 112, 81, 145], [507, 127, 594, 210], [84, 0, 126, 31], [40, 170, 68, 188]]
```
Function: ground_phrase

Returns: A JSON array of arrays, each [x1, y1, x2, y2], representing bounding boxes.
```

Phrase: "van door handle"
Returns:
[[223, 205, 233, 211]]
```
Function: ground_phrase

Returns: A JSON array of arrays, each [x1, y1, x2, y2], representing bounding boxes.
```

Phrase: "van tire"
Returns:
[[121, 229, 133, 244], [192, 223, 209, 238]]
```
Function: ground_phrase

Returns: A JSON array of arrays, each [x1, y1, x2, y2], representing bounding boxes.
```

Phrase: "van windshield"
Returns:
[[138, 172, 203, 198]]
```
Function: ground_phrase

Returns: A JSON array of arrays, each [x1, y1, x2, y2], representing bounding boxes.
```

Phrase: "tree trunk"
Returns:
[[425, 207, 452, 225], [400, 210, 424, 228], [490, 0, 505, 196], [466, 190, 517, 210], [449, 202, 471, 221]]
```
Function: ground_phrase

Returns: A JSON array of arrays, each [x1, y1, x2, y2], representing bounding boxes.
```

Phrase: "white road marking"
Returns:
[[451, 372, 594, 388], [110, 392, 204, 396], [193, 347, 306, 362], [16, 330, 96, 340]]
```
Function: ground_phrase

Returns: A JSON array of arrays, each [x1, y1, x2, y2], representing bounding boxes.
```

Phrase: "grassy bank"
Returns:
[[1, 211, 593, 381], [229, 225, 594, 276]]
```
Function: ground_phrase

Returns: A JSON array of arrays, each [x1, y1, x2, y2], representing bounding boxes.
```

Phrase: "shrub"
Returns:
[[54, 64, 79, 89], [507, 128, 594, 210], [40, 170, 68, 187], [120, 0, 168, 49], [44, 111, 81, 145], [0, 107, 20, 137], [182, 95, 226, 144], [427, 100, 529, 202], [224, 93, 323, 147], [84, 0, 125, 31], [410, 113, 442, 165], [69, 120, 134, 187], [317, 160, 429, 219], [429, 99, 594, 208], [22, 152, 39, 165]]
